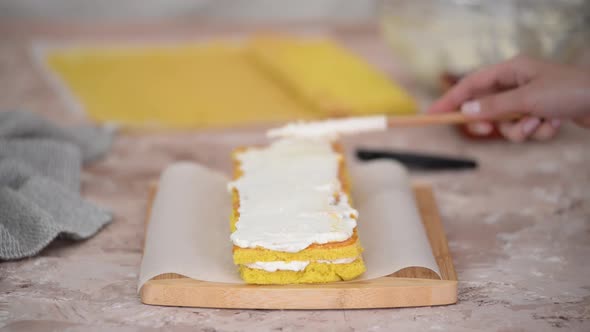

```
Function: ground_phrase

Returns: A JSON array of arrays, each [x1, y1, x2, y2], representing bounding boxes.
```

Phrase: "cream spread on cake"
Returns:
[[228, 138, 358, 252], [246, 257, 359, 272], [266, 116, 387, 140], [245, 261, 309, 272], [316, 257, 357, 264]]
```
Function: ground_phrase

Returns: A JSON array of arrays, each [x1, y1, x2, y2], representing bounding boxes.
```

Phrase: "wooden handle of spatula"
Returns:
[[386, 112, 522, 128]]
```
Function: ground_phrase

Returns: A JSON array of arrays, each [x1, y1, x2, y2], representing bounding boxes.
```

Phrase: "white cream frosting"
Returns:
[[316, 257, 357, 264], [266, 116, 387, 140], [245, 261, 309, 272], [228, 138, 358, 253], [245, 257, 359, 272]]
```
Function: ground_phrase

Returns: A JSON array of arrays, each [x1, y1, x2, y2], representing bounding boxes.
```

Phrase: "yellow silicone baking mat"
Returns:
[[42, 38, 417, 129]]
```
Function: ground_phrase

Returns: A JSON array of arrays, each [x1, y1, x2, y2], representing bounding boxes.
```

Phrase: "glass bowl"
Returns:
[[378, 0, 589, 92]]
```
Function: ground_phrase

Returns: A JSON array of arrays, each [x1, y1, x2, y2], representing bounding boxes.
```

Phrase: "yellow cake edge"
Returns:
[[239, 258, 366, 285]]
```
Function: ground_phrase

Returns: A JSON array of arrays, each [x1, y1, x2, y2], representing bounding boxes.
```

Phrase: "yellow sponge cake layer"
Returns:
[[248, 37, 417, 117], [239, 258, 366, 285], [233, 239, 363, 265]]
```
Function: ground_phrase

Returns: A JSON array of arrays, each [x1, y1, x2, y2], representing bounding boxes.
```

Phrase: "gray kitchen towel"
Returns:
[[0, 111, 112, 163], [0, 111, 114, 260]]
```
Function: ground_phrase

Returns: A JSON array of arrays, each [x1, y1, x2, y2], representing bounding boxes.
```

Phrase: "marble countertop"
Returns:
[[1, 21, 589, 332]]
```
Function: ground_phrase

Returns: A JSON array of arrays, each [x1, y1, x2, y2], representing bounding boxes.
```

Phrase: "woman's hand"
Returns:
[[428, 56, 590, 142]]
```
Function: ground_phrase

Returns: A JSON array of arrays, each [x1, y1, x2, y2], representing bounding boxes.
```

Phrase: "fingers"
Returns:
[[531, 120, 559, 141], [428, 56, 534, 114], [574, 116, 590, 128], [465, 117, 560, 142], [465, 121, 494, 136], [497, 117, 560, 142], [498, 117, 537, 142], [460, 87, 532, 120]]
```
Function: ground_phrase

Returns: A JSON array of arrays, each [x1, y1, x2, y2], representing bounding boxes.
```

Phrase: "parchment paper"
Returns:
[[138, 160, 440, 291]]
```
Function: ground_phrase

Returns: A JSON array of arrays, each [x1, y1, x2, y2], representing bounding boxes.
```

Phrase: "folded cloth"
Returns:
[[0, 111, 112, 163], [0, 111, 113, 260]]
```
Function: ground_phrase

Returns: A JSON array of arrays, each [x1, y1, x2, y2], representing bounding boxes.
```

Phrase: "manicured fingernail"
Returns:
[[522, 118, 541, 135], [550, 119, 561, 128], [461, 101, 480, 115], [469, 122, 493, 135]]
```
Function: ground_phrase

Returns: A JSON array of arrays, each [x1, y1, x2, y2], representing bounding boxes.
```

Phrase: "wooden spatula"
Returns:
[[267, 113, 521, 138], [386, 112, 521, 128]]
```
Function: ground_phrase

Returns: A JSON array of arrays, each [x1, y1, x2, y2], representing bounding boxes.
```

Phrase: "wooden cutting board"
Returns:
[[140, 183, 457, 309]]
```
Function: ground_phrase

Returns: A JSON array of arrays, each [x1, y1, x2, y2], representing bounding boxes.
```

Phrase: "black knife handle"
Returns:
[[356, 148, 478, 171]]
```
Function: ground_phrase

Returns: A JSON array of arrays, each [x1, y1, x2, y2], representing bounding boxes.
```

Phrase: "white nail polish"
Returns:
[[461, 101, 480, 115], [522, 118, 541, 135], [470, 122, 492, 135]]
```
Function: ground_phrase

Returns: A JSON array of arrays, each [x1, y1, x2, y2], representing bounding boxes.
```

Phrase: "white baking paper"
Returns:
[[138, 160, 440, 291]]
